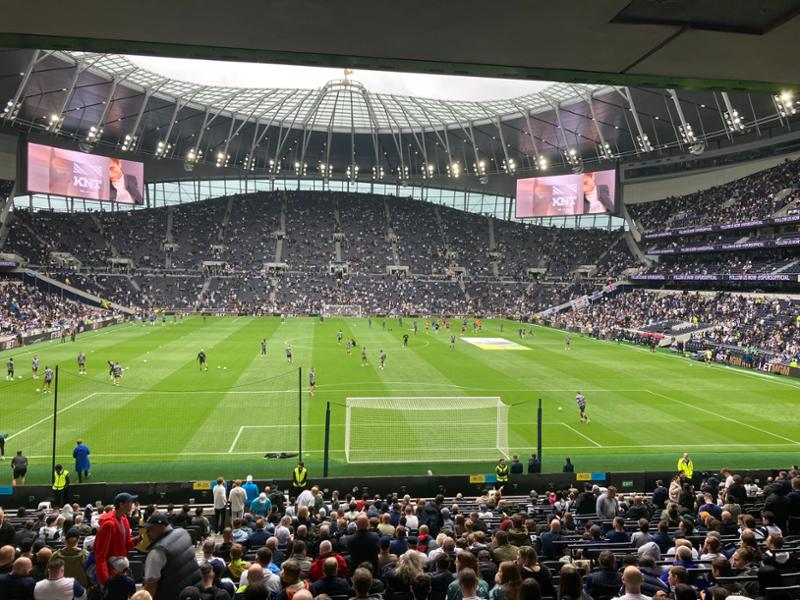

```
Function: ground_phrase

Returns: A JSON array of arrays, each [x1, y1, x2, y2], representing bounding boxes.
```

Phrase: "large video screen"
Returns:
[[515, 169, 616, 218], [26, 142, 144, 204]]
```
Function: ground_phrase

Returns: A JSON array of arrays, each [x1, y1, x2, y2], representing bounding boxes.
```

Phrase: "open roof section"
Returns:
[[72, 52, 607, 134]]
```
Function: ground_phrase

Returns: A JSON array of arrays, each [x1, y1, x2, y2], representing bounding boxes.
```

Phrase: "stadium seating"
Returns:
[[1, 469, 798, 599], [629, 158, 800, 232], [1, 192, 638, 317]]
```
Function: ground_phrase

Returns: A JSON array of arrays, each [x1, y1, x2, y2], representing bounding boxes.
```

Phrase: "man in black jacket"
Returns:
[[347, 515, 379, 574], [421, 495, 444, 535]]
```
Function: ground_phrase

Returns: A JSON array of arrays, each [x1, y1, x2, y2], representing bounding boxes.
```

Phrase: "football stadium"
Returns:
[[0, 3, 799, 598]]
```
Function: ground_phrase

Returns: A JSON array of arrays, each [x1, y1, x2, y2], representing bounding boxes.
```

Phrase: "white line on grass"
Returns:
[[8, 393, 98, 442], [560, 423, 602, 447], [646, 389, 800, 446], [228, 426, 245, 454]]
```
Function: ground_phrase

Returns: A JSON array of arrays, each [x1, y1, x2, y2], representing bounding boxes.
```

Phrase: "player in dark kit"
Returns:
[[261, 339, 267, 356], [77, 352, 86, 375], [6, 358, 13, 380], [337, 330, 343, 345], [450, 334, 456, 349], [286, 344, 293, 364], [361, 346, 368, 367], [379, 349, 387, 370], [112, 362, 122, 385], [565, 335, 571, 351], [308, 368, 316, 397], [107, 360, 115, 380], [198, 350, 208, 371], [402, 333, 409, 347]]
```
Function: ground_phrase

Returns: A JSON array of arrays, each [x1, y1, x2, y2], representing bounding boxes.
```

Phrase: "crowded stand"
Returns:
[[0, 466, 799, 599], [551, 289, 800, 364], [0, 192, 637, 318], [629, 158, 800, 233], [0, 279, 110, 339]]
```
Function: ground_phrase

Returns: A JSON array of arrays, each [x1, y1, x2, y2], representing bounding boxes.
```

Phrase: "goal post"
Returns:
[[344, 396, 509, 463], [322, 304, 363, 318]]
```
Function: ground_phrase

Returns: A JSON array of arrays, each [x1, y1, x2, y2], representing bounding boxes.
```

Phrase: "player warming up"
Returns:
[[31, 355, 39, 379], [565, 335, 571, 351], [43, 366, 54, 393], [450, 334, 456, 349], [285, 344, 293, 364], [308, 368, 316, 397], [77, 352, 86, 375], [361, 346, 368, 367], [198, 350, 208, 371], [5, 358, 13, 381], [113, 362, 123, 385], [576, 392, 590, 424], [337, 329, 343, 345], [402, 333, 409, 347], [261, 339, 267, 357], [379, 349, 387, 370]]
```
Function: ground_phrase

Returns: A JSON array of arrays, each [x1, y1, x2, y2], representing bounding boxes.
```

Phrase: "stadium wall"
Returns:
[[0, 469, 785, 508]]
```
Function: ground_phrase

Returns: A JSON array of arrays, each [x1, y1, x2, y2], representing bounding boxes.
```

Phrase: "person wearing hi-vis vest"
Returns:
[[495, 458, 509, 483], [52, 464, 70, 507], [677, 453, 694, 480], [292, 462, 308, 490]]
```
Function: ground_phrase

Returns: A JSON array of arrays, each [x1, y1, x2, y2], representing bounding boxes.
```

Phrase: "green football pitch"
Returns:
[[0, 316, 799, 484]]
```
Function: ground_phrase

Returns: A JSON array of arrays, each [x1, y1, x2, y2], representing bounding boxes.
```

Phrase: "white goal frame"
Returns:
[[322, 304, 363, 318], [344, 396, 509, 463]]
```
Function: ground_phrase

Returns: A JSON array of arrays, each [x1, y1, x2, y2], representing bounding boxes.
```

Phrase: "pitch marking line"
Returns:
[[8, 392, 98, 442], [559, 423, 603, 447], [646, 389, 800, 446]]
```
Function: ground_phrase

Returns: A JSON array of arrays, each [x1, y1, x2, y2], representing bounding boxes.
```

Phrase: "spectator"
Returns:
[[93, 492, 140, 588], [617, 566, 650, 600], [33, 558, 86, 600], [310, 556, 352, 597], [556, 564, 587, 600], [50, 528, 89, 589], [348, 515, 380, 575], [142, 513, 202, 599], [488, 561, 521, 600], [0, 556, 35, 599], [103, 557, 137, 600]]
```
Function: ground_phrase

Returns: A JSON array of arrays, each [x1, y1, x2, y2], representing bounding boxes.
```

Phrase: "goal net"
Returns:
[[322, 304, 363, 318], [344, 396, 509, 463]]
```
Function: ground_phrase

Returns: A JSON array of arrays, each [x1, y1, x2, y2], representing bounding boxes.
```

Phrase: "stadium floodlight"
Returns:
[[154, 140, 172, 158], [678, 123, 696, 144], [599, 142, 614, 160], [422, 163, 436, 179], [723, 109, 745, 133], [85, 125, 103, 143], [293, 161, 307, 177], [446, 162, 461, 178], [120, 133, 137, 152], [268, 158, 280, 176], [636, 134, 654, 152], [473, 160, 487, 176], [537, 155, 548, 170], [371, 165, 384, 180], [346, 164, 359, 181], [45, 113, 64, 133], [2, 100, 21, 121], [215, 152, 230, 168], [398, 165, 410, 180], [564, 148, 581, 166], [318, 163, 333, 179], [501, 158, 516, 174], [774, 91, 797, 117], [185, 148, 202, 164], [242, 154, 256, 172]]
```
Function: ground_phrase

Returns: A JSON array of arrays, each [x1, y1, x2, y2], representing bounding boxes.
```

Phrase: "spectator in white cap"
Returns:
[[103, 556, 135, 600]]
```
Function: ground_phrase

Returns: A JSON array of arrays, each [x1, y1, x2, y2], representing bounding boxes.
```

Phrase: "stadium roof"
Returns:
[[1, 49, 798, 183], [69, 52, 608, 135]]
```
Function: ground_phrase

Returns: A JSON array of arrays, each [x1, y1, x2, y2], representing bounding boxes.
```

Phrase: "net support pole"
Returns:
[[298, 367, 302, 462], [536, 398, 542, 466], [323, 402, 331, 478], [51, 366, 59, 485]]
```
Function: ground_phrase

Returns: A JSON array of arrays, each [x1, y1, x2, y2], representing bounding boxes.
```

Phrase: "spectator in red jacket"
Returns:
[[94, 493, 141, 587], [309, 540, 348, 582]]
